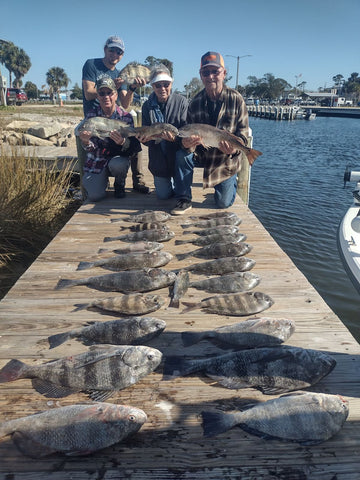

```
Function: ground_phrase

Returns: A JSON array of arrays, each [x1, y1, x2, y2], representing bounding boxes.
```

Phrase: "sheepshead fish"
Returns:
[[178, 123, 262, 166], [183, 225, 240, 236], [0, 344, 162, 401], [119, 62, 151, 84], [77, 251, 173, 271], [175, 232, 246, 247], [0, 403, 147, 457], [201, 392, 348, 444], [48, 317, 166, 349], [163, 345, 336, 394], [55, 268, 176, 293], [98, 241, 164, 255], [184, 257, 256, 275], [122, 211, 171, 223], [120, 222, 169, 232], [181, 317, 295, 348], [188, 272, 260, 294], [76, 116, 133, 140], [133, 123, 179, 141], [190, 211, 238, 220], [181, 291, 274, 316], [181, 216, 241, 229], [169, 270, 190, 308], [74, 293, 165, 316], [176, 242, 252, 261], [104, 228, 175, 243]]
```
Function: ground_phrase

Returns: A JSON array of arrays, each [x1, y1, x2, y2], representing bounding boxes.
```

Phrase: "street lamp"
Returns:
[[225, 54, 252, 89]]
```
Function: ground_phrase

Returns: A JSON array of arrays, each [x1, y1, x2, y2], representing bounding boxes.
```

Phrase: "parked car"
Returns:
[[6, 88, 28, 106]]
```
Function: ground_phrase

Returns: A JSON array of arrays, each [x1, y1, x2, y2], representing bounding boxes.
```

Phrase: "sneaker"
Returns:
[[133, 183, 150, 194], [114, 183, 126, 198], [171, 199, 192, 215]]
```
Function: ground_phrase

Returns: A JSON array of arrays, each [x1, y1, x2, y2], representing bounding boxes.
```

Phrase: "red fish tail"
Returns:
[[246, 148, 263, 166], [0, 359, 28, 383]]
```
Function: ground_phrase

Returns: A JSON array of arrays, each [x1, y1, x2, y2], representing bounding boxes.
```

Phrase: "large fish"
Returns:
[[0, 402, 147, 457], [178, 123, 262, 166], [175, 232, 246, 247], [122, 211, 171, 223], [169, 271, 190, 308], [119, 222, 169, 232], [76, 116, 134, 140], [184, 257, 256, 275], [48, 316, 167, 349], [133, 123, 179, 142], [74, 293, 165, 316], [188, 271, 260, 294], [163, 345, 336, 394], [55, 268, 176, 293], [98, 241, 164, 255], [181, 317, 295, 348], [201, 392, 348, 444], [182, 291, 274, 316], [0, 344, 162, 401], [119, 62, 151, 84], [77, 251, 173, 271], [181, 216, 241, 229], [176, 242, 252, 261], [104, 228, 175, 243], [183, 225, 240, 236], [190, 211, 239, 220]]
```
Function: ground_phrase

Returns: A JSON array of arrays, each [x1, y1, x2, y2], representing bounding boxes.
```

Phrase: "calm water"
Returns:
[[248, 115, 360, 343]]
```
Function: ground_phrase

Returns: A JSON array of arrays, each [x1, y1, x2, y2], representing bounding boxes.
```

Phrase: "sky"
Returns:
[[1, 0, 360, 94]]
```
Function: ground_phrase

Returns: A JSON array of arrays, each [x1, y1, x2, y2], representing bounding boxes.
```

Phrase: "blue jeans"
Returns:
[[153, 176, 175, 200], [174, 149, 238, 208]]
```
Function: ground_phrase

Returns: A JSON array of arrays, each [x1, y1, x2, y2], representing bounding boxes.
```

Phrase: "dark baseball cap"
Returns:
[[200, 51, 225, 70]]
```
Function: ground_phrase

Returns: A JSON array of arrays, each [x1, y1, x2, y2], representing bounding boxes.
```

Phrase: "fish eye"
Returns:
[[148, 354, 154, 360], [128, 414, 136, 422]]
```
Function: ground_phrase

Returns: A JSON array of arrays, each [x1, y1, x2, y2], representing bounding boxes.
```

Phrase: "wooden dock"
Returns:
[[1, 165, 360, 479]]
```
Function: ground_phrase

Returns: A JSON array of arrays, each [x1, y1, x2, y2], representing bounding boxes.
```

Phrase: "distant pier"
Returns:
[[248, 104, 360, 120]]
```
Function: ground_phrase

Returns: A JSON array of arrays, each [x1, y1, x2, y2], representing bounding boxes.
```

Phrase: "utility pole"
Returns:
[[225, 54, 252, 89]]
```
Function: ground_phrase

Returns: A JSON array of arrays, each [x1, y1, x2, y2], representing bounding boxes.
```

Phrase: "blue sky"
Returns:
[[1, 0, 359, 93]]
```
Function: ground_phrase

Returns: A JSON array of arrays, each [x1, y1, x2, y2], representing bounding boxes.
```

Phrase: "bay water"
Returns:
[[248, 115, 360, 343]]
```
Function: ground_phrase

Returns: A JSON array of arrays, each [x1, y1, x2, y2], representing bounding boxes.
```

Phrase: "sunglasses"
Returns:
[[98, 90, 115, 97], [154, 82, 171, 89], [108, 47, 123, 55], [201, 69, 222, 77]]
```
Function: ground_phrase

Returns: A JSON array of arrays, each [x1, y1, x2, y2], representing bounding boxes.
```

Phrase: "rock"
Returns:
[[5, 120, 39, 131], [27, 123, 64, 139], [22, 134, 54, 146]]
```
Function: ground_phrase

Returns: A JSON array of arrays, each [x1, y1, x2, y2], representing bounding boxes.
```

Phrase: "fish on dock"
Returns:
[[48, 316, 167, 349], [77, 251, 173, 271], [201, 392, 348, 444], [119, 62, 151, 84], [181, 216, 241, 229], [55, 268, 176, 293], [182, 291, 274, 316], [181, 316, 295, 348], [176, 242, 252, 261], [169, 271, 190, 308], [175, 232, 246, 247], [0, 402, 147, 457], [120, 211, 171, 224], [98, 241, 164, 255], [163, 345, 336, 394], [184, 257, 256, 275], [0, 344, 162, 401], [119, 222, 169, 232], [74, 293, 165, 316], [188, 271, 260, 294], [189, 211, 239, 220], [182, 225, 240, 236], [104, 228, 175, 243], [177, 123, 262, 165]]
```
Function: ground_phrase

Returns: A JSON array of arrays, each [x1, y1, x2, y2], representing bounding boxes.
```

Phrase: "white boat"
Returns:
[[338, 169, 360, 293]]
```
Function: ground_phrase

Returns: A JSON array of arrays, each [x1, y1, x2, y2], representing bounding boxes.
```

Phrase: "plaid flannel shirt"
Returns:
[[188, 85, 249, 189]]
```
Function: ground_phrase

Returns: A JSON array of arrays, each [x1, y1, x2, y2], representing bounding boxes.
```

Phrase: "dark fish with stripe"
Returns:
[[169, 270, 190, 308], [76, 116, 133, 140], [120, 222, 169, 232], [98, 241, 164, 255], [163, 345, 336, 394], [181, 316, 295, 347], [104, 228, 175, 243], [181, 216, 241, 229], [190, 211, 239, 220], [0, 403, 147, 457], [74, 293, 165, 316], [175, 232, 246, 247], [123, 211, 171, 223], [184, 257, 256, 275], [55, 268, 176, 293], [176, 241, 252, 261], [0, 344, 162, 401], [183, 225, 240, 236], [48, 316, 167, 349], [201, 392, 348, 444], [77, 251, 173, 271], [181, 291, 274, 316], [188, 271, 260, 294]]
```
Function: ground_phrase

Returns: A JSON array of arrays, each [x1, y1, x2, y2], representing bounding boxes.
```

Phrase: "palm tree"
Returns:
[[46, 67, 70, 100], [0, 41, 17, 87], [12, 47, 31, 87]]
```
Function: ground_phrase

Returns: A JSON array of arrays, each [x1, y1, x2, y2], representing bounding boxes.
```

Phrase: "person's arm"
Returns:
[[82, 79, 97, 101], [118, 77, 146, 110]]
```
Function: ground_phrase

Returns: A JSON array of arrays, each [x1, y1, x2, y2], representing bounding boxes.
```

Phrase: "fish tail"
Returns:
[[103, 236, 118, 242], [168, 298, 180, 308], [180, 224, 191, 229], [201, 410, 237, 437], [47, 331, 71, 349], [77, 261, 94, 271], [174, 240, 188, 245], [181, 301, 199, 313], [72, 303, 88, 312], [162, 356, 197, 377], [110, 218, 122, 223], [246, 148, 262, 166], [0, 359, 28, 383], [176, 252, 190, 261], [181, 331, 203, 347], [97, 248, 109, 254], [55, 278, 79, 290]]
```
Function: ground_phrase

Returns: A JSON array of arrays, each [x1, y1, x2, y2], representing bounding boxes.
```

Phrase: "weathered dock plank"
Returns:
[[0, 168, 360, 479]]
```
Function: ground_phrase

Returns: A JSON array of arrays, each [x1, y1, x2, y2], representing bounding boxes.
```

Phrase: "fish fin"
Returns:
[[110, 218, 123, 223], [103, 236, 117, 242], [246, 148, 262, 166], [12, 431, 56, 458], [31, 378, 77, 398], [72, 303, 88, 312], [0, 359, 27, 382], [180, 223, 191, 228], [181, 301, 199, 313], [260, 386, 294, 395], [97, 248, 109, 253], [168, 298, 180, 308], [181, 331, 204, 347], [77, 261, 94, 271], [174, 239, 188, 245], [207, 374, 249, 389], [175, 252, 190, 261], [55, 279, 75, 290], [86, 390, 114, 402], [201, 410, 237, 437], [47, 332, 71, 349]]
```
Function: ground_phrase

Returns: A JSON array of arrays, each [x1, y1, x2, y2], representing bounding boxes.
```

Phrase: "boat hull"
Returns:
[[338, 201, 360, 294]]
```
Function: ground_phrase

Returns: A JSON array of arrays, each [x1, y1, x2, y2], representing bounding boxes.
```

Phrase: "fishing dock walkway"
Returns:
[[0, 165, 360, 479]]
